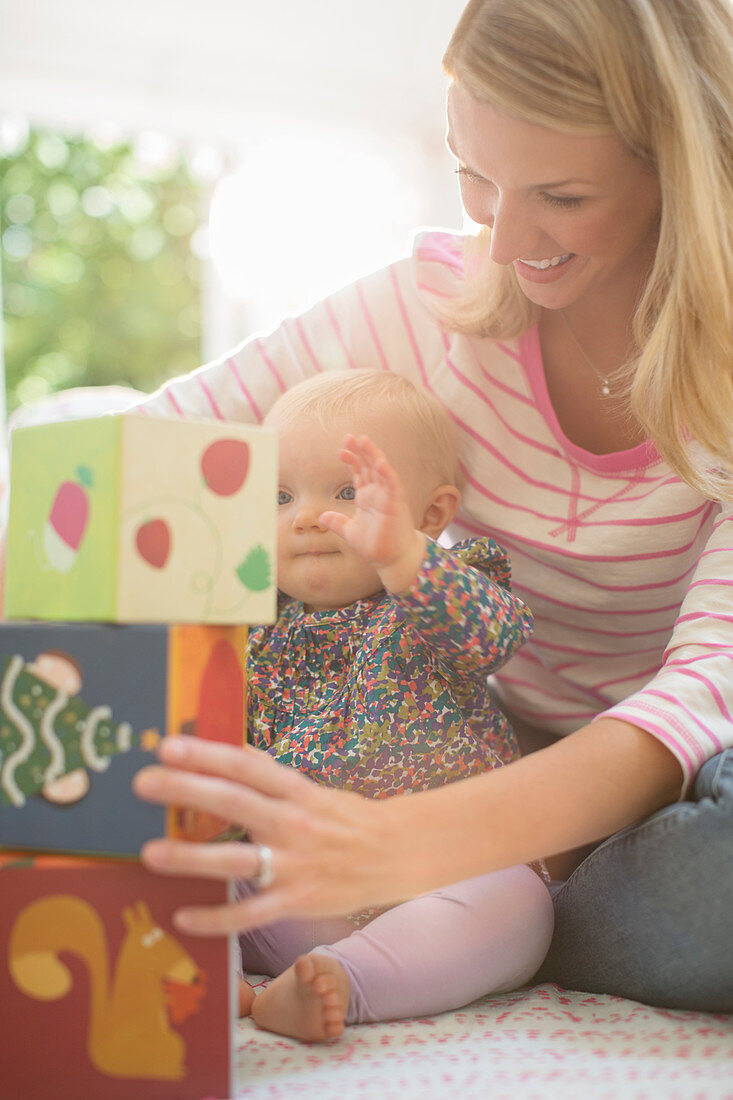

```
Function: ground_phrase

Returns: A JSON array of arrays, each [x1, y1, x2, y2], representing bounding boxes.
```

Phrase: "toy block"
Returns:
[[5, 411, 277, 624], [0, 853, 234, 1100], [0, 621, 247, 857]]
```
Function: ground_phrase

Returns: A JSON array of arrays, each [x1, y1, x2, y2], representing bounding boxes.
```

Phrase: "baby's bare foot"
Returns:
[[252, 953, 349, 1042], [238, 978, 256, 1018]]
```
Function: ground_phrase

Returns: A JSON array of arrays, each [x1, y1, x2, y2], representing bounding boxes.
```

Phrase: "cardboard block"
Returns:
[[6, 412, 277, 624], [0, 621, 247, 856], [0, 853, 234, 1100]]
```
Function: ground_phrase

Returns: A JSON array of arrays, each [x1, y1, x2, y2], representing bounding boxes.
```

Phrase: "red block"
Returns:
[[0, 854, 234, 1099]]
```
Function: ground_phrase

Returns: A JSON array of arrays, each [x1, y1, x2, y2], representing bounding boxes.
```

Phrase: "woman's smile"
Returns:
[[514, 253, 578, 282]]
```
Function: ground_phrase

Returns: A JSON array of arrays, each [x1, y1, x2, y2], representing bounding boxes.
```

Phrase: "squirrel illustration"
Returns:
[[10, 894, 206, 1081]]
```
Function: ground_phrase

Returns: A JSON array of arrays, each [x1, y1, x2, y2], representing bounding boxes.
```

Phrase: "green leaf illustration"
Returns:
[[235, 544, 272, 592], [77, 464, 94, 489]]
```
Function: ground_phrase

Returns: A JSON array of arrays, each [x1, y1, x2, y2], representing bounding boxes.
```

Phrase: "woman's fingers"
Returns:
[[134, 762, 308, 845], [173, 887, 299, 936], [134, 737, 418, 933], [141, 837, 309, 934], [141, 837, 262, 880], [146, 737, 312, 799]]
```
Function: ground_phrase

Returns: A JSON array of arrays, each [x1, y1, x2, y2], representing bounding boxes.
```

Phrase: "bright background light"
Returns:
[[1, 0, 469, 391], [208, 127, 422, 335]]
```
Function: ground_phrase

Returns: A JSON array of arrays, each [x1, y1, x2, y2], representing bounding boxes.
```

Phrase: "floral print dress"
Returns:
[[248, 537, 533, 798]]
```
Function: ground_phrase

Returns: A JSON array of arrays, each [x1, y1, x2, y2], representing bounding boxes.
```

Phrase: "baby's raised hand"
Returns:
[[319, 435, 425, 590]]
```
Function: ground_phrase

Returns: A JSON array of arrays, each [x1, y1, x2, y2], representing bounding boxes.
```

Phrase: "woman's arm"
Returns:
[[597, 501, 733, 797], [136, 252, 437, 425], [134, 714, 683, 935]]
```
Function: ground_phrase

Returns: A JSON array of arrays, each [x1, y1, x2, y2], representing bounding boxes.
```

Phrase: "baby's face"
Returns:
[[274, 410, 431, 611]]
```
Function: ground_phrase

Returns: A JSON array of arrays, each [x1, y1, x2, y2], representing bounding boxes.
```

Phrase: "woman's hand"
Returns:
[[134, 736, 407, 936], [134, 718, 684, 938]]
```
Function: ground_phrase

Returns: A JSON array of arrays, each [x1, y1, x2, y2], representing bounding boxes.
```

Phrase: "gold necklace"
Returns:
[[560, 311, 616, 398]]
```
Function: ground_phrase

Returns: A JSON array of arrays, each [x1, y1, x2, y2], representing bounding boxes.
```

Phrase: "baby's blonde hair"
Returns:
[[442, 0, 733, 500], [265, 370, 464, 491]]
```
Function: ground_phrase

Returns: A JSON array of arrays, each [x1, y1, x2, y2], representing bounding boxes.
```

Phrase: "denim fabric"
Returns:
[[537, 749, 733, 1011]]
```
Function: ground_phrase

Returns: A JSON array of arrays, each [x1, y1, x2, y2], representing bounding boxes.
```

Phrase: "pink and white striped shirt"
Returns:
[[141, 230, 732, 795]]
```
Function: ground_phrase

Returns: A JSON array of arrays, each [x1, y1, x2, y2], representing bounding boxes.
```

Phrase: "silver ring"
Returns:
[[250, 843, 275, 889]]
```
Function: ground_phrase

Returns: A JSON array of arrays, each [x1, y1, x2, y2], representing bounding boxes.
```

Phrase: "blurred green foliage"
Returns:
[[1, 128, 204, 414]]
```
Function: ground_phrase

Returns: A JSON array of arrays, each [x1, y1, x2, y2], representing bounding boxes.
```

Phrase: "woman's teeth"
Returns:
[[521, 253, 573, 269]]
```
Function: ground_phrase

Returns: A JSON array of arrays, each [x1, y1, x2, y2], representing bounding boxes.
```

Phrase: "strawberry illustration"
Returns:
[[43, 466, 92, 573], [135, 518, 171, 569], [201, 439, 250, 497]]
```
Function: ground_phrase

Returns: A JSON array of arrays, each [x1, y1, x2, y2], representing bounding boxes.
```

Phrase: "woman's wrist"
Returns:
[[372, 717, 685, 899]]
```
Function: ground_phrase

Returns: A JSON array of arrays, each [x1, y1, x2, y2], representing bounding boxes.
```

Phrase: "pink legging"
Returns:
[[237, 865, 554, 1025]]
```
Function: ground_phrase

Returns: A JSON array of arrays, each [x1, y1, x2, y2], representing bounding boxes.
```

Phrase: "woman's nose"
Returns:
[[487, 195, 541, 267]]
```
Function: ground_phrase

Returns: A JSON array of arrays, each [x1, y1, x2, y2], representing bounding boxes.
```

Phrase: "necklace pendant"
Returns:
[[600, 380, 611, 397]]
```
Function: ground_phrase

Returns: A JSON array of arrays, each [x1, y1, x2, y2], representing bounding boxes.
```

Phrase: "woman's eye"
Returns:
[[278, 489, 293, 506], [337, 485, 356, 501], [542, 193, 583, 209]]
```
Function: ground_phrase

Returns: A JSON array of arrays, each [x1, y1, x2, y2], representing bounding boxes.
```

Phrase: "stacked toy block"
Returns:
[[0, 412, 277, 1099]]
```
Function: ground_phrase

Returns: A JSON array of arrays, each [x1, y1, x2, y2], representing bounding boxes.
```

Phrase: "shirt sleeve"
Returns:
[[392, 536, 534, 683], [599, 500, 733, 796], [134, 231, 461, 423]]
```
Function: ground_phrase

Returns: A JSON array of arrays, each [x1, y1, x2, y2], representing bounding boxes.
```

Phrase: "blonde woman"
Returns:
[[135, 0, 733, 1011]]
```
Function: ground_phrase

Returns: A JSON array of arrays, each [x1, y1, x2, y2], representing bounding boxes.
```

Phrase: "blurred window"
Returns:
[[0, 122, 206, 415]]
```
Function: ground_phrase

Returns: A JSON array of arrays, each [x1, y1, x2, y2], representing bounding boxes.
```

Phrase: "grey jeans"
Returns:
[[536, 748, 733, 1011]]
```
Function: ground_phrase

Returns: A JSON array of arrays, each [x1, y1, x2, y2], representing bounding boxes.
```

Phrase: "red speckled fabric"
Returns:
[[247, 537, 533, 798]]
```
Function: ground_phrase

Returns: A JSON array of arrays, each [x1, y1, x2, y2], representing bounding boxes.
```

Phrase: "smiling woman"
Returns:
[[135, 0, 733, 1018], [445, 88, 661, 311]]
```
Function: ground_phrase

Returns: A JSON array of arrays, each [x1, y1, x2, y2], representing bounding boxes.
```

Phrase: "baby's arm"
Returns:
[[319, 435, 531, 679], [395, 538, 533, 682], [319, 435, 427, 595]]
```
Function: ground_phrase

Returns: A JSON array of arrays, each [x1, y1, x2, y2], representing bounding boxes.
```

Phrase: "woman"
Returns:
[[134, 0, 733, 1012]]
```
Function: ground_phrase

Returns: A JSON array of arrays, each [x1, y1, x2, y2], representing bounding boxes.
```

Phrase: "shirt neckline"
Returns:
[[519, 325, 662, 474], [287, 592, 384, 623]]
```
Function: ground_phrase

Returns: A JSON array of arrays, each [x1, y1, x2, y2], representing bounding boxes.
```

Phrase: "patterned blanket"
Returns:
[[233, 982, 733, 1099]]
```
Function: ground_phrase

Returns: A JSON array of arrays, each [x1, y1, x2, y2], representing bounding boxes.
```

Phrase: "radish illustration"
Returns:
[[43, 467, 92, 572], [201, 439, 250, 497], [135, 518, 171, 569]]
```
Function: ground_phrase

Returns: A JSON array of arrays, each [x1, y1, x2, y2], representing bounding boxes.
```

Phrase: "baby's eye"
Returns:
[[278, 489, 293, 506], [337, 485, 356, 501]]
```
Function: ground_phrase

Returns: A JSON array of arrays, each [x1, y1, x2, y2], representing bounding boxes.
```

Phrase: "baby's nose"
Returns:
[[294, 503, 326, 531]]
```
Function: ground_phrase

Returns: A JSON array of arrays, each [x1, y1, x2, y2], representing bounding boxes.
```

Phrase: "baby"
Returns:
[[239, 370, 553, 1041]]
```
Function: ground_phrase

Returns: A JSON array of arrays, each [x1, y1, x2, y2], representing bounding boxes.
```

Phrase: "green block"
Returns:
[[7, 417, 120, 621], [6, 413, 277, 624]]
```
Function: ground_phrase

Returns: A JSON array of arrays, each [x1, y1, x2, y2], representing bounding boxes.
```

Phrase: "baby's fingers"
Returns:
[[339, 435, 401, 495], [319, 509, 349, 538], [339, 434, 381, 472]]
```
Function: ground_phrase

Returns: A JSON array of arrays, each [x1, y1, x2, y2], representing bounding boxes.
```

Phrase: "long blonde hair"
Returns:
[[443, 0, 733, 499]]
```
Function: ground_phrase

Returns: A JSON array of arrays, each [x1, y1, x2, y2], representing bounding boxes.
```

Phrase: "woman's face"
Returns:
[[446, 82, 662, 315]]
